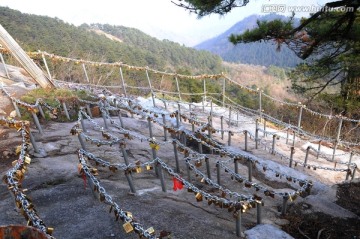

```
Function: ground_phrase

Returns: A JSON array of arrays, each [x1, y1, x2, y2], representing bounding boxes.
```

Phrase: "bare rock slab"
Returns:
[[245, 224, 294, 239]]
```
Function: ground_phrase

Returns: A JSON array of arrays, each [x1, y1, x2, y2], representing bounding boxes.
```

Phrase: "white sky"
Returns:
[[0, 0, 327, 46]]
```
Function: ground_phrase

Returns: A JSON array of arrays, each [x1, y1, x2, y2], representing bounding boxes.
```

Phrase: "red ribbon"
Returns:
[[78, 164, 87, 189], [172, 177, 183, 191]]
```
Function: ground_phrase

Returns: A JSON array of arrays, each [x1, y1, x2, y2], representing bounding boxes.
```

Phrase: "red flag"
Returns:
[[78, 163, 87, 189], [173, 177, 183, 191]]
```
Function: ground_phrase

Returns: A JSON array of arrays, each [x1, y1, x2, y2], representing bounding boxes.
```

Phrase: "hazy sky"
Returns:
[[0, 0, 327, 46]]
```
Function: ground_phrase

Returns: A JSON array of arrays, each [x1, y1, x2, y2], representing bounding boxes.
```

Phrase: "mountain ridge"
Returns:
[[0, 6, 222, 74], [195, 14, 302, 68]]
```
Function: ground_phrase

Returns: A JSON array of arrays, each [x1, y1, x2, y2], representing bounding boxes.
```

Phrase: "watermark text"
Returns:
[[261, 4, 355, 13]]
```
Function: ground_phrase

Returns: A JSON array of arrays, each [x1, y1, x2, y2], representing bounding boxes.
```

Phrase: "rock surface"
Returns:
[[0, 81, 359, 239]]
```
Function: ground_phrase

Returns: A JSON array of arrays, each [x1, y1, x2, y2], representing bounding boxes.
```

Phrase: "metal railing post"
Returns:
[[82, 63, 90, 83], [297, 104, 303, 135], [12, 100, 21, 118], [235, 210, 242, 237], [216, 162, 221, 185], [162, 114, 167, 141], [286, 129, 289, 144], [317, 140, 322, 159], [248, 160, 253, 182], [229, 106, 232, 127], [221, 116, 224, 140], [37, 105, 45, 119], [124, 171, 136, 194], [175, 76, 181, 101], [157, 162, 167, 192], [205, 157, 211, 179], [228, 131, 232, 146], [271, 134, 277, 155], [42, 53, 52, 80], [173, 141, 180, 173], [119, 67, 127, 97], [332, 117, 343, 162], [346, 152, 354, 180], [281, 195, 288, 216], [256, 202, 262, 224], [263, 118, 267, 137], [244, 131, 248, 151], [234, 158, 239, 174], [255, 119, 259, 149], [118, 110, 124, 128], [78, 133, 86, 150], [304, 146, 310, 166], [289, 146, 295, 168], [62, 101, 71, 121], [86, 104, 92, 118], [222, 78, 225, 107], [80, 112, 87, 133], [258, 89, 262, 120], [31, 111, 43, 134], [0, 53, 10, 79], [29, 130, 40, 153], [145, 69, 156, 107]]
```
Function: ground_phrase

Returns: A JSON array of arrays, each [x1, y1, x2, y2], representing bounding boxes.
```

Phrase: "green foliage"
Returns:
[[175, 0, 360, 115], [221, 42, 300, 67], [21, 88, 76, 105], [229, 19, 293, 44], [286, 13, 360, 115], [179, 78, 203, 102], [229, 10, 360, 115], [319, 93, 360, 116], [20, 88, 95, 122], [266, 65, 286, 80], [0, 7, 223, 75], [173, 0, 249, 16], [90, 24, 223, 73], [196, 14, 302, 67]]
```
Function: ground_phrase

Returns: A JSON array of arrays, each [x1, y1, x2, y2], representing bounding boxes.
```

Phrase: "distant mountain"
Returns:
[[0, 7, 222, 74], [195, 14, 302, 68]]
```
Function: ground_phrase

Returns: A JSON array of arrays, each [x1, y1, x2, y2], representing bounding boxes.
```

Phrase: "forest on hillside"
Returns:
[[0, 7, 222, 74]]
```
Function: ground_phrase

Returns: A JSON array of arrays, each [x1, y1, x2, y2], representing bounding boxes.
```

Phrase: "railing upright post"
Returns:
[[145, 69, 156, 107], [42, 53, 52, 80], [229, 106, 232, 127], [255, 119, 259, 149], [119, 67, 127, 97], [258, 89, 262, 120], [332, 117, 343, 162], [12, 100, 21, 118], [0, 53, 10, 79], [222, 78, 225, 107], [244, 130, 248, 151], [221, 116, 224, 140], [346, 152, 354, 180], [162, 114, 167, 141], [82, 63, 90, 83], [289, 146, 295, 168], [297, 103, 303, 135], [175, 76, 181, 101]]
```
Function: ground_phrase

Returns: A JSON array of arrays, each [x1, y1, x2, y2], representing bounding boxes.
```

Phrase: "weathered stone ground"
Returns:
[[1, 110, 359, 239], [0, 69, 359, 239], [0, 117, 263, 239]]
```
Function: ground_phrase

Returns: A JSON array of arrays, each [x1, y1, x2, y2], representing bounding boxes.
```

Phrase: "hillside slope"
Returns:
[[0, 7, 222, 74]]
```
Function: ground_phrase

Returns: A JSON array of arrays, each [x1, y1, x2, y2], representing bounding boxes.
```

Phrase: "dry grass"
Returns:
[[223, 62, 298, 101]]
